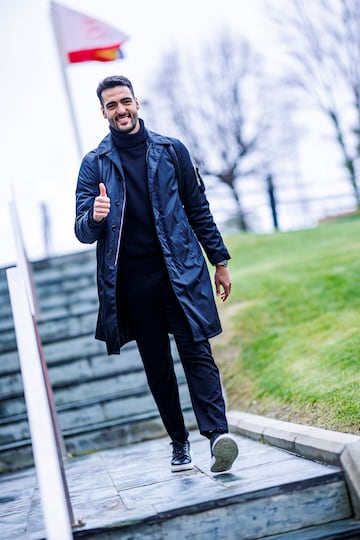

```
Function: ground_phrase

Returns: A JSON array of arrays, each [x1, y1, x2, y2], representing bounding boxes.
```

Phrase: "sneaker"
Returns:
[[210, 433, 238, 473], [171, 440, 193, 472]]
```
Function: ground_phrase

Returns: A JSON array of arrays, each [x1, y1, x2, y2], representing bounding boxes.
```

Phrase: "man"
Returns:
[[75, 75, 238, 473]]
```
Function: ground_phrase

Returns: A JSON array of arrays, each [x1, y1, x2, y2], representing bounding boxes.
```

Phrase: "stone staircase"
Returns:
[[0, 248, 195, 473]]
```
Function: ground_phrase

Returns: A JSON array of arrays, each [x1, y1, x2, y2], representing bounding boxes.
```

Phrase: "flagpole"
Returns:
[[50, 2, 83, 161]]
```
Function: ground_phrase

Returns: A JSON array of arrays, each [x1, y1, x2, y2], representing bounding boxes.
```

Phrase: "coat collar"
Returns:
[[96, 126, 174, 156], [95, 126, 174, 180]]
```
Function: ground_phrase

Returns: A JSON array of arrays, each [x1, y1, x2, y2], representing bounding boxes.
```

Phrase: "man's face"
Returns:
[[101, 85, 140, 134]]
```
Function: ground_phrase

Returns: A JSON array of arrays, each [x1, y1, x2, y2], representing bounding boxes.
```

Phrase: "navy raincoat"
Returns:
[[75, 127, 231, 355]]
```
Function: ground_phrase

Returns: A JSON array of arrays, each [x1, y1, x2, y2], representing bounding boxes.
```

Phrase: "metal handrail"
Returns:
[[7, 198, 84, 536], [6, 267, 79, 539], [8, 198, 40, 320], [8, 197, 67, 460]]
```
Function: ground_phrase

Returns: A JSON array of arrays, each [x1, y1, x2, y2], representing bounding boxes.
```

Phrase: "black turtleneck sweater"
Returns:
[[110, 120, 165, 277]]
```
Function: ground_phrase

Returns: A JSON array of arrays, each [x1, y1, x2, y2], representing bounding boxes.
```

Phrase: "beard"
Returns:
[[111, 111, 139, 134]]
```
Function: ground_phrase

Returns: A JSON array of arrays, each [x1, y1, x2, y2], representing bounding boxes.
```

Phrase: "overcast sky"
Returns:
[[0, 0, 343, 267]]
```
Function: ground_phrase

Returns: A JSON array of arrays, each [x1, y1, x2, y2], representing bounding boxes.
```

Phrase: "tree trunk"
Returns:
[[329, 110, 360, 207], [229, 184, 248, 231]]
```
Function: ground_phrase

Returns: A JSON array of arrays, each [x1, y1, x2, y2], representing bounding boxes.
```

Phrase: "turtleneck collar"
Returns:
[[110, 118, 146, 149]]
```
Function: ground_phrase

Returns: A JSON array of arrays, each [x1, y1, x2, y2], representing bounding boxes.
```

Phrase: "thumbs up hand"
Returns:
[[93, 183, 110, 222]]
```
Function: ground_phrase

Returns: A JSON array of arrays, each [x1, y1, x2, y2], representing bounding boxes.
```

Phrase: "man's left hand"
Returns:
[[215, 266, 232, 302]]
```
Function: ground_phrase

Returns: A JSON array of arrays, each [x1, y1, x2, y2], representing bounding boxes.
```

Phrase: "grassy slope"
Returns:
[[213, 215, 360, 434]]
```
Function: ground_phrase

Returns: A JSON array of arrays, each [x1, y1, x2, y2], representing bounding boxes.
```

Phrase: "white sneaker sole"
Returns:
[[210, 434, 238, 473], [171, 462, 194, 472]]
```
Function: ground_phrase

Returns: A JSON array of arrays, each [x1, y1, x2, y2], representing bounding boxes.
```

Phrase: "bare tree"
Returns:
[[268, 0, 360, 207], [147, 30, 289, 231]]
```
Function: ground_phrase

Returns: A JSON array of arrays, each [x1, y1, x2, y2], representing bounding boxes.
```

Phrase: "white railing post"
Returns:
[[6, 267, 81, 540]]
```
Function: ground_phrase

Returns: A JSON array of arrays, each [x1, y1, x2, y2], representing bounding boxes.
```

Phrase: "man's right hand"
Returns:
[[93, 183, 110, 222]]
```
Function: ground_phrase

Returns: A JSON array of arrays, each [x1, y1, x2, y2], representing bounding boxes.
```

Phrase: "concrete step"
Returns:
[[0, 267, 12, 321], [0, 331, 115, 374], [0, 339, 184, 411], [264, 519, 360, 538], [0, 343, 143, 401], [0, 401, 196, 473], [0, 311, 100, 355], [0, 432, 355, 540], [32, 249, 96, 284], [0, 249, 97, 322], [0, 374, 191, 443]]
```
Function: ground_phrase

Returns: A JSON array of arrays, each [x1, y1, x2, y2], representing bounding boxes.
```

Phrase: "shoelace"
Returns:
[[172, 442, 187, 456]]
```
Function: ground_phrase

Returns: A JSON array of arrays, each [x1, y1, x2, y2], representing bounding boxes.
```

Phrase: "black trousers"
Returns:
[[118, 268, 228, 443]]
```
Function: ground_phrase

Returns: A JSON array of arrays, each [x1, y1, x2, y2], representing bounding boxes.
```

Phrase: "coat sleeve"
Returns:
[[74, 151, 107, 244], [172, 140, 231, 265]]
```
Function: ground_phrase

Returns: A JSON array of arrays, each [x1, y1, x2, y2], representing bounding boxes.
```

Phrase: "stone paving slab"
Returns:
[[0, 430, 351, 540]]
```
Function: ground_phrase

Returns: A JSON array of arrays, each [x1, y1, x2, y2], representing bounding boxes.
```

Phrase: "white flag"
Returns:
[[51, 2, 129, 63]]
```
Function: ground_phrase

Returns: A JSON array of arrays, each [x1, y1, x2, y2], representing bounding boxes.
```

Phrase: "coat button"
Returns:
[[112, 225, 117, 231], [115, 200, 120, 206]]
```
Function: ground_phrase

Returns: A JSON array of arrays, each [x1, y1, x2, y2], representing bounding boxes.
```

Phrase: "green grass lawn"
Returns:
[[213, 214, 360, 434]]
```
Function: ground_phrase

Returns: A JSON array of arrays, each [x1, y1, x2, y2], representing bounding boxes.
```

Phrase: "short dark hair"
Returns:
[[96, 75, 135, 105]]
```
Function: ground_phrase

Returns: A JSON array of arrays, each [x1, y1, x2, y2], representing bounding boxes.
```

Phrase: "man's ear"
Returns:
[[135, 98, 140, 110], [101, 107, 107, 119]]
